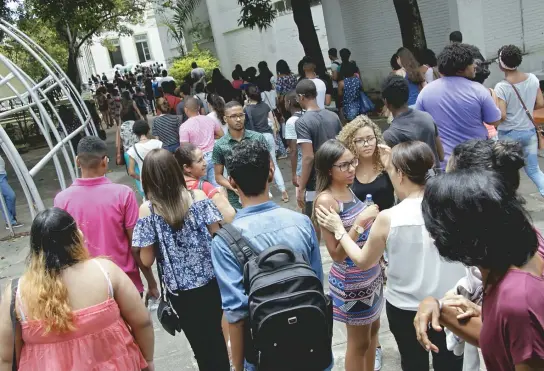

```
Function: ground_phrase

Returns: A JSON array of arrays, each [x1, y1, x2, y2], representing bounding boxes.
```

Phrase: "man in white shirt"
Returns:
[[303, 61, 331, 109], [0, 154, 23, 228]]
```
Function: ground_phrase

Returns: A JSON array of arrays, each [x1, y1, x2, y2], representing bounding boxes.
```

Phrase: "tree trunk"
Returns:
[[67, 45, 82, 92], [392, 0, 427, 53], [292, 0, 326, 76]]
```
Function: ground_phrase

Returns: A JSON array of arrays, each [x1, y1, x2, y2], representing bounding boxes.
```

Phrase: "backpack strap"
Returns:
[[10, 278, 19, 371], [214, 224, 256, 269]]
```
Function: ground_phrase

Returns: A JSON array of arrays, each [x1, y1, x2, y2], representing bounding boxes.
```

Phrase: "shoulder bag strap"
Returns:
[[148, 204, 168, 301], [214, 224, 256, 269], [10, 278, 19, 371], [133, 143, 144, 162], [508, 81, 537, 128]]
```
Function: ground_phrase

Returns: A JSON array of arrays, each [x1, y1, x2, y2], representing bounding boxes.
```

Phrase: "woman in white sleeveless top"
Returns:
[[316, 141, 465, 371]]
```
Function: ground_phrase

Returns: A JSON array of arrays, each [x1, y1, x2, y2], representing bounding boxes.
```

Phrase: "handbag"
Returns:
[[149, 204, 181, 336], [509, 81, 544, 149], [10, 278, 19, 371], [115, 127, 126, 166], [358, 90, 375, 115]]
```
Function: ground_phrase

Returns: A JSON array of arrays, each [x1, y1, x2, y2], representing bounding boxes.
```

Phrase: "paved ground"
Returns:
[[2, 123, 544, 370]]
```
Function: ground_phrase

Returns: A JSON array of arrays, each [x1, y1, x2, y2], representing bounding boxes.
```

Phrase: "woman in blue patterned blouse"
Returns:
[[132, 148, 230, 371]]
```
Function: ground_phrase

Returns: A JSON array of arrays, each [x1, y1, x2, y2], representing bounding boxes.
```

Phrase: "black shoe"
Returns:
[[6, 222, 24, 229]]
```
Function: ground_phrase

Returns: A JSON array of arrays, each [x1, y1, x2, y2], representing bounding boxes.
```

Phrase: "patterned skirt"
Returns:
[[328, 258, 384, 326]]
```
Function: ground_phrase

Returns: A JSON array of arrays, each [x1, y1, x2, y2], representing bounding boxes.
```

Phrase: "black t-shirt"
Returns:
[[351, 171, 395, 211], [245, 102, 273, 135], [295, 109, 342, 191], [383, 109, 441, 168]]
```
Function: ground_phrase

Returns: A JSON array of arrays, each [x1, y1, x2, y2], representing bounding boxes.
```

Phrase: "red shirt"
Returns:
[[186, 178, 219, 199], [232, 80, 243, 90], [164, 93, 181, 114]]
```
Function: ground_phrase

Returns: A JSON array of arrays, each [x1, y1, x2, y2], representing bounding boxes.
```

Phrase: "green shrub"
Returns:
[[170, 45, 220, 83]]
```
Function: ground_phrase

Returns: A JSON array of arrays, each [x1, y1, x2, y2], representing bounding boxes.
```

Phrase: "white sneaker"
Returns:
[[375, 347, 383, 371]]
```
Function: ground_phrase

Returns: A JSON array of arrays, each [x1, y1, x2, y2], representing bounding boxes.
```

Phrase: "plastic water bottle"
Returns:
[[364, 194, 374, 206], [147, 297, 160, 312]]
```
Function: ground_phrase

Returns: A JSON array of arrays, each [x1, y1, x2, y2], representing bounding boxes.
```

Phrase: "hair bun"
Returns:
[[493, 141, 524, 171]]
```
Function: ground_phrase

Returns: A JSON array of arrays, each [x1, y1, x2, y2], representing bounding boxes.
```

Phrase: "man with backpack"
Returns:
[[211, 140, 332, 371]]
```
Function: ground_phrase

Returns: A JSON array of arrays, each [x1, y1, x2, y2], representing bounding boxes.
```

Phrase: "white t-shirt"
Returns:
[[310, 78, 327, 109], [495, 73, 540, 131], [0, 155, 5, 175], [385, 197, 465, 311], [159, 76, 174, 87], [207, 111, 228, 135], [126, 139, 163, 172], [424, 66, 434, 84]]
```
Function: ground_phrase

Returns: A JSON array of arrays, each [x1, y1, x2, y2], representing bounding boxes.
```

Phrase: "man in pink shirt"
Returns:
[[54, 136, 158, 299], [179, 97, 224, 187]]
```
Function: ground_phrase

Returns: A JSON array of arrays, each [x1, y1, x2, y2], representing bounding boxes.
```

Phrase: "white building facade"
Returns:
[[77, 7, 181, 82], [322, 0, 544, 89], [204, 0, 329, 76]]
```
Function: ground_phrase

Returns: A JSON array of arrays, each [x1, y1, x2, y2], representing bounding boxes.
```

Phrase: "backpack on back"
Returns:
[[214, 224, 332, 371]]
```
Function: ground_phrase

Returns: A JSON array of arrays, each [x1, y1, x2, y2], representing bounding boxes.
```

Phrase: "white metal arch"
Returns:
[[0, 20, 97, 236]]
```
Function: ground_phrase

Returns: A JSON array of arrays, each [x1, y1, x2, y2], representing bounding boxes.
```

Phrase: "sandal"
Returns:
[[282, 192, 289, 203]]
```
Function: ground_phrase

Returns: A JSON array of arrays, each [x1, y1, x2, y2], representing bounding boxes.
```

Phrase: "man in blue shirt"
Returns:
[[211, 140, 328, 371]]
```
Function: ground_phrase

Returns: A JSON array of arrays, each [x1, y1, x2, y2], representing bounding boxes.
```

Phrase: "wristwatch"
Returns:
[[335, 230, 347, 241], [354, 225, 365, 236]]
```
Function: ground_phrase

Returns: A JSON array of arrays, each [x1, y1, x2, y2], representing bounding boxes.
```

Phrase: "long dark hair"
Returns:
[[315, 139, 349, 195], [391, 141, 435, 186], [276, 59, 291, 75], [397, 47, 425, 84], [174, 142, 198, 174], [141, 149, 191, 230], [207, 93, 226, 124]]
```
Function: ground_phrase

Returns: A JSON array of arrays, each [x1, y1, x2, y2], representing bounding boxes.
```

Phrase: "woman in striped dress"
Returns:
[[313, 139, 384, 371]]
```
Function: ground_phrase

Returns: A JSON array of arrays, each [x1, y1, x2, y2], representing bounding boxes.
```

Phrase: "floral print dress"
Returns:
[[343, 77, 361, 121], [275, 74, 298, 96], [132, 198, 223, 292]]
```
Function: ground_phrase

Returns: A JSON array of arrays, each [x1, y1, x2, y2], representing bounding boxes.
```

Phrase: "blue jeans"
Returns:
[[498, 128, 544, 196], [263, 132, 286, 193], [164, 142, 180, 153], [0, 174, 17, 224], [202, 150, 219, 187]]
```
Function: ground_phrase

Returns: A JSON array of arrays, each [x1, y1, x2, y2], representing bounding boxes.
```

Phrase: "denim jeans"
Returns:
[[263, 132, 286, 192], [498, 128, 544, 196], [0, 174, 17, 224], [202, 150, 219, 187], [163, 142, 180, 153]]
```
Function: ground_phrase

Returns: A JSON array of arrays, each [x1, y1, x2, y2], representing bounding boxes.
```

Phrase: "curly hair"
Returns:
[[499, 44, 523, 69], [437, 43, 474, 76], [337, 115, 385, 172], [422, 170, 537, 289], [227, 140, 270, 196]]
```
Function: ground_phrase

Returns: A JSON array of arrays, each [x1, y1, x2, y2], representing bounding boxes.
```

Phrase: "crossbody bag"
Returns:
[[508, 81, 544, 149]]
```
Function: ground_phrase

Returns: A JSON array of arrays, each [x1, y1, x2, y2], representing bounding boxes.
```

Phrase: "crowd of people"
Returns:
[[0, 30, 543, 371]]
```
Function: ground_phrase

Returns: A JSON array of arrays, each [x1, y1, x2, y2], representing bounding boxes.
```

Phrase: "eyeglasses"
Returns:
[[354, 137, 377, 146], [333, 158, 359, 172], [226, 114, 245, 120], [295, 94, 305, 103]]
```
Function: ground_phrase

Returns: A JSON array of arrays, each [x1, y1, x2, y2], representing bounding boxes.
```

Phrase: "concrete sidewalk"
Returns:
[[2, 124, 544, 370]]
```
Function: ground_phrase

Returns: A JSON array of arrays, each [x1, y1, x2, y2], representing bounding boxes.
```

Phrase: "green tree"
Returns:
[[392, 0, 427, 52], [25, 0, 151, 90], [160, 0, 203, 56]]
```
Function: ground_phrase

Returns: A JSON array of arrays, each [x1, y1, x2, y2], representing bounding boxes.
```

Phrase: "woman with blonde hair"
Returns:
[[152, 97, 182, 153], [313, 139, 383, 371], [338, 116, 395, 210], [0, 208, 154, 370], [132, 149, 230, 371]]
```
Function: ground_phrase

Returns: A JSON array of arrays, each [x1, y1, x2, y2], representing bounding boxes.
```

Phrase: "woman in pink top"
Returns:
[[0, 208, 154, 371]]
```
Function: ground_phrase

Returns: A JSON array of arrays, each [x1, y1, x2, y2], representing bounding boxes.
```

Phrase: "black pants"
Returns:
[[169, 279, 230, 371], [386, 301, 464, 371]]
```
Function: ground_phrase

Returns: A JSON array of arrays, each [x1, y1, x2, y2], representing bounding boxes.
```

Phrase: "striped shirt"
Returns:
[[179, 115, 222, 153], [151, 114, 182, 147]]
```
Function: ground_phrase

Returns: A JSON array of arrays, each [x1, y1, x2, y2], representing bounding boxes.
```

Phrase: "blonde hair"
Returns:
[[337, 115, 385, 172], [21, 219, 89, 333], [156, 97, 170, 114]]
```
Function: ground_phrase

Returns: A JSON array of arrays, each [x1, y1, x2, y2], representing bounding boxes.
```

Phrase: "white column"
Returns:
[[455, 0, 487, 57], [321, 0, 347, 49]]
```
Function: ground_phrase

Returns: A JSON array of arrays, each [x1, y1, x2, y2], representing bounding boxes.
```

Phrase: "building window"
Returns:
[[107, 38, 124, 67], [135, 34, 152, 63]]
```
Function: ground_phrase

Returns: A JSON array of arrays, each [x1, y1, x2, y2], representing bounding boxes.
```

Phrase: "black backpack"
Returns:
[[214, 224, 333, 371]]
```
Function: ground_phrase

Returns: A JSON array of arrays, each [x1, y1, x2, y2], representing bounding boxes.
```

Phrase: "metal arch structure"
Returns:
[[0, 19, 98, 236]]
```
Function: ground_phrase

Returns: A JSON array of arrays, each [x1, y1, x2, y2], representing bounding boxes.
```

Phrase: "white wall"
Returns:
[[333, 0, 452, 90], [205, 0, 330, 77]]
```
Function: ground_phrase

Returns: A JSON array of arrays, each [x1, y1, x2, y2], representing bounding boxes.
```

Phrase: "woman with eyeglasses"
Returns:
[[338, 116, 395, 211], [313, 139, 383, 371], [316, 141, 466, 371]]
